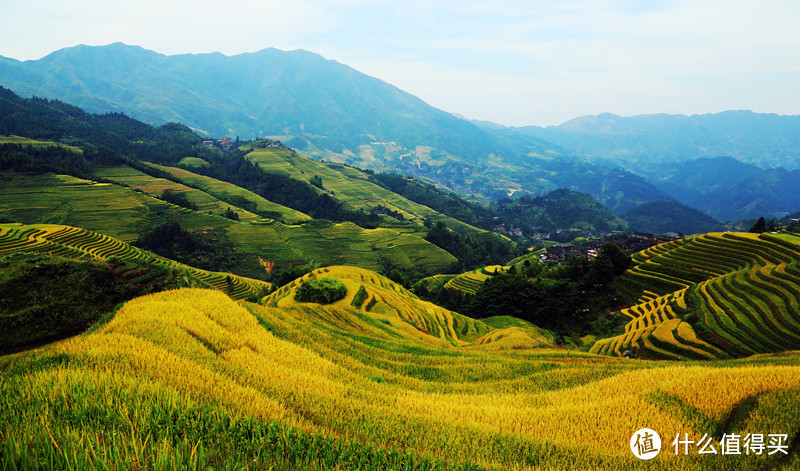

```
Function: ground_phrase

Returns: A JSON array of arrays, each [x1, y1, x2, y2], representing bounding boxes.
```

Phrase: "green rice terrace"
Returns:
[[145, 163, 313, 224], [244, 147, 481, 234], [443, 265, 509, 295], [92, 165, 262, 221], [592, 232, 800, 360], [0, 171, 458, 277], [0, 223, 270, 300]]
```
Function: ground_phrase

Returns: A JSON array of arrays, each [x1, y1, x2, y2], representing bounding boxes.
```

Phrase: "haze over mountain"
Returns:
[[2, 42, 798, 223], [0, 43, 674, 212], [0, 42, 543, 164], [650, 157, 800, 222], [509, 111, 800, 171]]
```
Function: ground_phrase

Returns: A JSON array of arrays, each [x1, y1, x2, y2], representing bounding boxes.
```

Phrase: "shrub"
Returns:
[[295, 278, 347, 304]]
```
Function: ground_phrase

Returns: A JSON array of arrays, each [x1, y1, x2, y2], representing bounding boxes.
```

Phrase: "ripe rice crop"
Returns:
[[600, 232, 800, 360], [3, 287, 800, 470]]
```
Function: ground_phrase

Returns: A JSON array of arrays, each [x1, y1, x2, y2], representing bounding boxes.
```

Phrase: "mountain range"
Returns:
[[1, 43, 799, 222], [0, 42, 536, 163], [507, 111, 800, 171]]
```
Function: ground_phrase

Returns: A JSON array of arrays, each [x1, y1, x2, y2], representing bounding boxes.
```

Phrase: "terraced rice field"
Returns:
[[244, 147, 481, 234], [147, 163, 312, 224], [594, 232, 800, 359], [0, 171, 456, 275], [231, 219, 458, 274], [444, 265, 508, 295], [93, 165, 260, 221], [3, 285, 800, 470], [263, 266, 536, 346], [0, 223, 270, 300], [0, 135, 84, 153], [0, 171, 172, 242], [176, 156, 210, 168]]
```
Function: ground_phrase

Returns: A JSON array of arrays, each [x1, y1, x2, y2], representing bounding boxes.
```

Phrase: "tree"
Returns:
[[598, 242, 631, 276], [582, 256, 615, 288], [161, 190, 198, 211], [467, 273, 538, 319], [750, 217, 767, 233], [767, 218, 778, 232], [222, 207, 239, 221]]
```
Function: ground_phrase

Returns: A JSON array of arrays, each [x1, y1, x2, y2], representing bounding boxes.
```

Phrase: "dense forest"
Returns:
[[493, 189, 626, 234], [368, 172, 495, 228], [134, 222, 237, 273], [0, 253, 183, 353], [423, 221, 518, 271], [417, 242, 632, 338]]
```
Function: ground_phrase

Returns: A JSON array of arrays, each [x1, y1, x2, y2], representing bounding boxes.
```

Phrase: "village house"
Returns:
[[543, 231, 682, 265], [657, 232, 682, 243]]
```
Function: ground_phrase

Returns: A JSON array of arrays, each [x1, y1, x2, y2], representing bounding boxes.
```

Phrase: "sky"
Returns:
[[1, 0, 799, 127]]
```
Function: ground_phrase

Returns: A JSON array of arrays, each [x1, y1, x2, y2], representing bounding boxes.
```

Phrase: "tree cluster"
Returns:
[[424, 221, 518, 271], [160, 190, 197, 211], [134, 222, 236, 272], [749, 216, 777, 233], [0, 143, 106, 179], [0, 253, 163, 352], [222, 207, 240, 221], [371, 204, 405, 221], [418, 243, 631, 337], [295, 278, 347, 304], [192, 149, 382, 228]]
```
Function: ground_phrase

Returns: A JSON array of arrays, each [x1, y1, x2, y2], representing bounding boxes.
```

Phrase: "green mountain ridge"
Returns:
[[494, 188, 627, 234], [650, 157, 800, 221], [622, 200, 724, 235], [0, 43, 673, 214]]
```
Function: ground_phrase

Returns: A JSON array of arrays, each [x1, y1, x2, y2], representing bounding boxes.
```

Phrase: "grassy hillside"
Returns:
[[593, 232, 800, 359], [2, 286, 800, 469]]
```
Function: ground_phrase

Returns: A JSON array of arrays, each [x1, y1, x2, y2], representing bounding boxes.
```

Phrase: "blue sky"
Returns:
[[2, 0, 799, 126]]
